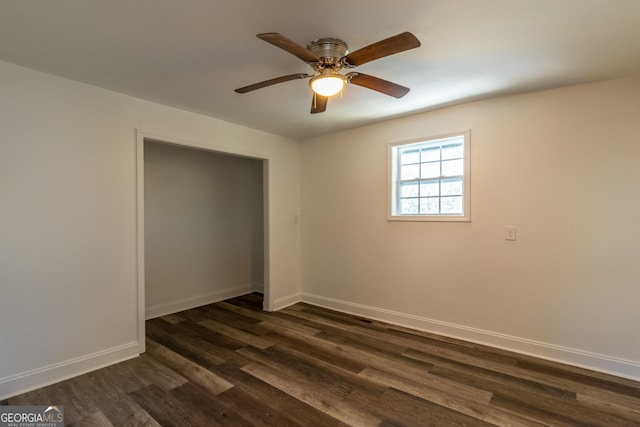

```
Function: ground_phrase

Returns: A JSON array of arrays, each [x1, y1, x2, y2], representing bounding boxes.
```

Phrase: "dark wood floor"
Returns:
[[3, 293, 640, 426]]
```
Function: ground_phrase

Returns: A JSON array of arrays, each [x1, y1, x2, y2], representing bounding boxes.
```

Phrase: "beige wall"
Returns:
[[0, 59, 301, 399], [144, 141, 264, 318], [300, 76, 640, 379]]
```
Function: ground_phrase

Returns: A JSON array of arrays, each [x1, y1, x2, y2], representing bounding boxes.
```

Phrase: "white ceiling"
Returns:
[[1, 0, 639, 140]]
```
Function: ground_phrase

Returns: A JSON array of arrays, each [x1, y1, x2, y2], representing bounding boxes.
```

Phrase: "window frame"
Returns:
[[388, 130, 471, 222]]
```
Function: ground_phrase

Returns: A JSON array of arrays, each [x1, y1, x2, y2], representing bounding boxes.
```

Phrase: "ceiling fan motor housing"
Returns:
[[307, 38, 348, 67]]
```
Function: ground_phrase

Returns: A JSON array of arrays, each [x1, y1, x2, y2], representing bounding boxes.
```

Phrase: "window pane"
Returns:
[[420, 180, 439, 197], [421, 147, 440, 162], [401, 198, 419, 214], [442, 159, 463, 176], [441, 177, 462, 196], [401, 164, 420, 180], [420, 197, 439, 214], [441, 196, 463, 214], [400, 148, 420, 164], [442, 143, 463, 160], [400, 182, 419, 197], [420, 162, 440, 178]]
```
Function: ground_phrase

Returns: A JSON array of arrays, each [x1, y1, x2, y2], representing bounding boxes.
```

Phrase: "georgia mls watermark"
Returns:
[[0, 406, 64, 427]]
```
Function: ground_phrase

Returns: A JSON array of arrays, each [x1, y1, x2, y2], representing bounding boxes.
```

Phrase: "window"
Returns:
[[389, 131, 470, 221]]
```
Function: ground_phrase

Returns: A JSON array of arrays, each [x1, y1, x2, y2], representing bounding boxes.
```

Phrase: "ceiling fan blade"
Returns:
[[348, 73, 410, 98], [235, 73, 310, 93], [311, 93, 328, 114], [257, 33, 320, 63], [343, 32, 421, 67]]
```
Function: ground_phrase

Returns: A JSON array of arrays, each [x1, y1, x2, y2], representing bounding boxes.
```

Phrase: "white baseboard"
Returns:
[[0, 341, 140, 401], [271, 292, 301, 311], [145, 284, 258, 319], [300, 292, 640, 382]]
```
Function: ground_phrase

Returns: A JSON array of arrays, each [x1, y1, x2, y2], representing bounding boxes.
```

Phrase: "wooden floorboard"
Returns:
[[4, 292, 640, 426]]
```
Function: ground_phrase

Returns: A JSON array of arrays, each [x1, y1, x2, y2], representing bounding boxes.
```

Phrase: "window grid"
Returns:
[[396, 138, 465, 216]]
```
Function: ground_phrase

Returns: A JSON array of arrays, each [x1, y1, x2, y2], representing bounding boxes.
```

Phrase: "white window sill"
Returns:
[[387, 214, 470, 222]]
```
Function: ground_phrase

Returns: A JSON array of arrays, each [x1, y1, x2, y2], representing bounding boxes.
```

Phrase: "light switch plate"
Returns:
[[504, 226, 516, 241]]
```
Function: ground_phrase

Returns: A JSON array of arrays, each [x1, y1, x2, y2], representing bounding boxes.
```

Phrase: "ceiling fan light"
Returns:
[[310, 73, 346, 97]]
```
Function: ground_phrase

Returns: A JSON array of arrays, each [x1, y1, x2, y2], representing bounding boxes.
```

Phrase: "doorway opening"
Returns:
[[135, 131, 269, 353]]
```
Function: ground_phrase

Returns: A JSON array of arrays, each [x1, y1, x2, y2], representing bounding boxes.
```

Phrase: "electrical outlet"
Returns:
[[504, 226, 516, 241]]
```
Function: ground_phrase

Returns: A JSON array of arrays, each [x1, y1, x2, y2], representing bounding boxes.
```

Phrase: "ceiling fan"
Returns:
[[234, 32, 421, 113]]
